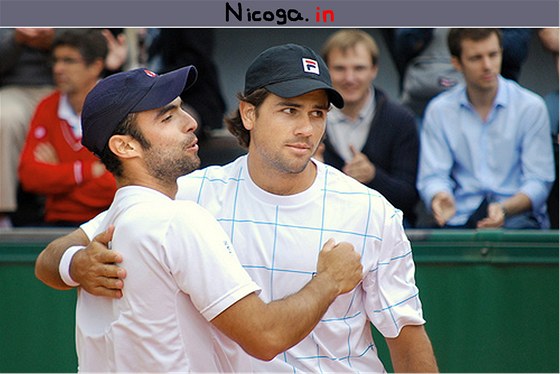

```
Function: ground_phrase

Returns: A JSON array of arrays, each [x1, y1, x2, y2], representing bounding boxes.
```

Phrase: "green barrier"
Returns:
[[0, 265, 77, 372], [375, 229, 559, 373], [0, 229, 78, 373], [1, 228, 558, 373]]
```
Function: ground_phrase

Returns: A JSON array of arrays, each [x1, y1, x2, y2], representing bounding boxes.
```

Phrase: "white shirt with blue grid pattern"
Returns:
[[176, 155, 425, 372]]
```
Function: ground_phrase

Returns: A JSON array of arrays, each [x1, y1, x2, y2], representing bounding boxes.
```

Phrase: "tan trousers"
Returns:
[[0, 85, 53, 212]]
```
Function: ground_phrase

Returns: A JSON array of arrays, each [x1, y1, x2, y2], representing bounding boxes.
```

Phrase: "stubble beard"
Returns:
[[144, 144, 201, 185], [261, 146, 312, 176]]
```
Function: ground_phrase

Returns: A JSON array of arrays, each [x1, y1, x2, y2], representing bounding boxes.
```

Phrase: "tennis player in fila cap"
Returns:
[[37, 44, 438, 372], [54, 65, 362, 372]]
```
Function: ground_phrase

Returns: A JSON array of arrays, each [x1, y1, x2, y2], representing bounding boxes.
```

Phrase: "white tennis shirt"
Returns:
[[82, 156, 425, 372], [77, 185, 260, 372]]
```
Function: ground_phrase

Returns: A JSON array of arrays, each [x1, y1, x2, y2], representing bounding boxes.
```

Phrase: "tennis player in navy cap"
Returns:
[[66, 65, 361, 372], [38, 44, 437, 372]]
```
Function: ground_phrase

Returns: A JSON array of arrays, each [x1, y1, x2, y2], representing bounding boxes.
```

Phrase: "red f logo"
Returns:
[[302, 58, 320, 75]]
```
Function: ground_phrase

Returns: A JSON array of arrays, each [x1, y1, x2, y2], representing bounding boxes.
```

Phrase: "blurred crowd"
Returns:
[[0, 27, 557, 229]]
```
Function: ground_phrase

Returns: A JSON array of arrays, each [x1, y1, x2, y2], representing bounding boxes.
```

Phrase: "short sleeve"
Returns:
[[80, 210, 108, 240], [362, 207, 425, 338], [164, 202, 261, 321]]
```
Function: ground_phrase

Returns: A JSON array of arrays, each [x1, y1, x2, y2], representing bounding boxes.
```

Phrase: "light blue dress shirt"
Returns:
[[417, 76, 555, 228]]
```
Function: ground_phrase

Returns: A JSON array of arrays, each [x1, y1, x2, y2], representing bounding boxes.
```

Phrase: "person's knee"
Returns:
[[0, 91, 32, 141], [0, 90, 29, 122]]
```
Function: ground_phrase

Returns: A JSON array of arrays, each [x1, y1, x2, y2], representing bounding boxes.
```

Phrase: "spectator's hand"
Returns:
[[102, 29, 128, 71], [70, 225, 126, 298], [313, 142, 325, 162], [538, 28, 559, 54], [316, 239, 362, 295], [476, 202, 506, 228], [34, 142, 59, 164], [431, 192, 456, 227], [343, 145, 376, 184], [15, 28, 55, 50], [92, 161, 107, 178]]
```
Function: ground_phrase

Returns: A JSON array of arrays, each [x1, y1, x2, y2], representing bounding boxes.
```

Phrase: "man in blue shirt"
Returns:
[[417, 28, 554, 229]]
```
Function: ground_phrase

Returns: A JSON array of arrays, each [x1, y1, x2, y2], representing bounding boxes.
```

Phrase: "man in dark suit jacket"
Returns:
[[319, 29, 420, 226]]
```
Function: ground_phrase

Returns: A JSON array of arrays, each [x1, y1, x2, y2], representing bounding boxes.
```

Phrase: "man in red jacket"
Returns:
[[18, 30, 116, 226]]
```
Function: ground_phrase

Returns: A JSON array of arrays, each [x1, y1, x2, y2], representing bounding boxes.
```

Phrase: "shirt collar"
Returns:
[[494, 75, 508, 108], [330, 87, 376, 124], [459, 75, 507, 110], [58, 93, 82, 137]]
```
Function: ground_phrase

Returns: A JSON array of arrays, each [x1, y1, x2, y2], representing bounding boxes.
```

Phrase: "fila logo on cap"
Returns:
[[144, 69, 157, 77], [302, 58, 320, 75]]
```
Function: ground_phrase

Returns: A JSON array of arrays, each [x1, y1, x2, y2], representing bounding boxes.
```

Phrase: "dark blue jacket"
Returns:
[[323, 88, 420, 226]]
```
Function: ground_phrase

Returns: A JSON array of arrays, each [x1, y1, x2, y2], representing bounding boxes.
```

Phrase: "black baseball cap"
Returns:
[[244, 44, 344, 108], [81, 66, 198, 156]]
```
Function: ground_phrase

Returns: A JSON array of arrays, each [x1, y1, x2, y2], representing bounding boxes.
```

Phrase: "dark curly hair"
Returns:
[[224, 88, 270, 148]]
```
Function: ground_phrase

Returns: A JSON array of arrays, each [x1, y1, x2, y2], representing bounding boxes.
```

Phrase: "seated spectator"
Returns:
[[0, 28, 127, 228], [389, 28, 532, 123], [319, 29, 419, 227], [0, 28, 58, 228], [18, 30, 117, 227], [393, 28, 464, 121], [417, 28, 555, 229]]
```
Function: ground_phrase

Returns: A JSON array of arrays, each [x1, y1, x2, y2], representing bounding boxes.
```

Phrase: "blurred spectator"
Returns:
[[145, 29, 225, 134], [142, 28, 245, 167], [319, 29, 419, 227], [539, 28, 559, 229], [499, 29, 533, 81], [393, 28, 464, 121], [0, 28, 58, 228], [101, 29, 128, 74], [388, 28, 533, 122], [0, 28, 126, 228], [417, 28, 554, 229], [18, 30, 117, 227], [538, 28, 560, 57]]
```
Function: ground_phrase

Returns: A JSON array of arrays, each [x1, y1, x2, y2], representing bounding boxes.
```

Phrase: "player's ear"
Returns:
[[89, 57, 105, 77], [108, 134, 140, 159], [239, 101, 256, 131], [370, 63, 379, 81], [450, 56, 463, 73]]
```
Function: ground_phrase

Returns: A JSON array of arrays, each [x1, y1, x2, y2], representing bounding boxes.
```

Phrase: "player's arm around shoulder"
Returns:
[[35, 224, 125, 298], [35, 228, 90, 290], [211, 239, 363, 361]]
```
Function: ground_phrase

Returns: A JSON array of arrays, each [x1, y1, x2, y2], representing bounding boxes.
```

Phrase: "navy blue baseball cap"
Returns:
[[244, 44, 344, 109], [82, 66, 198, 156]]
